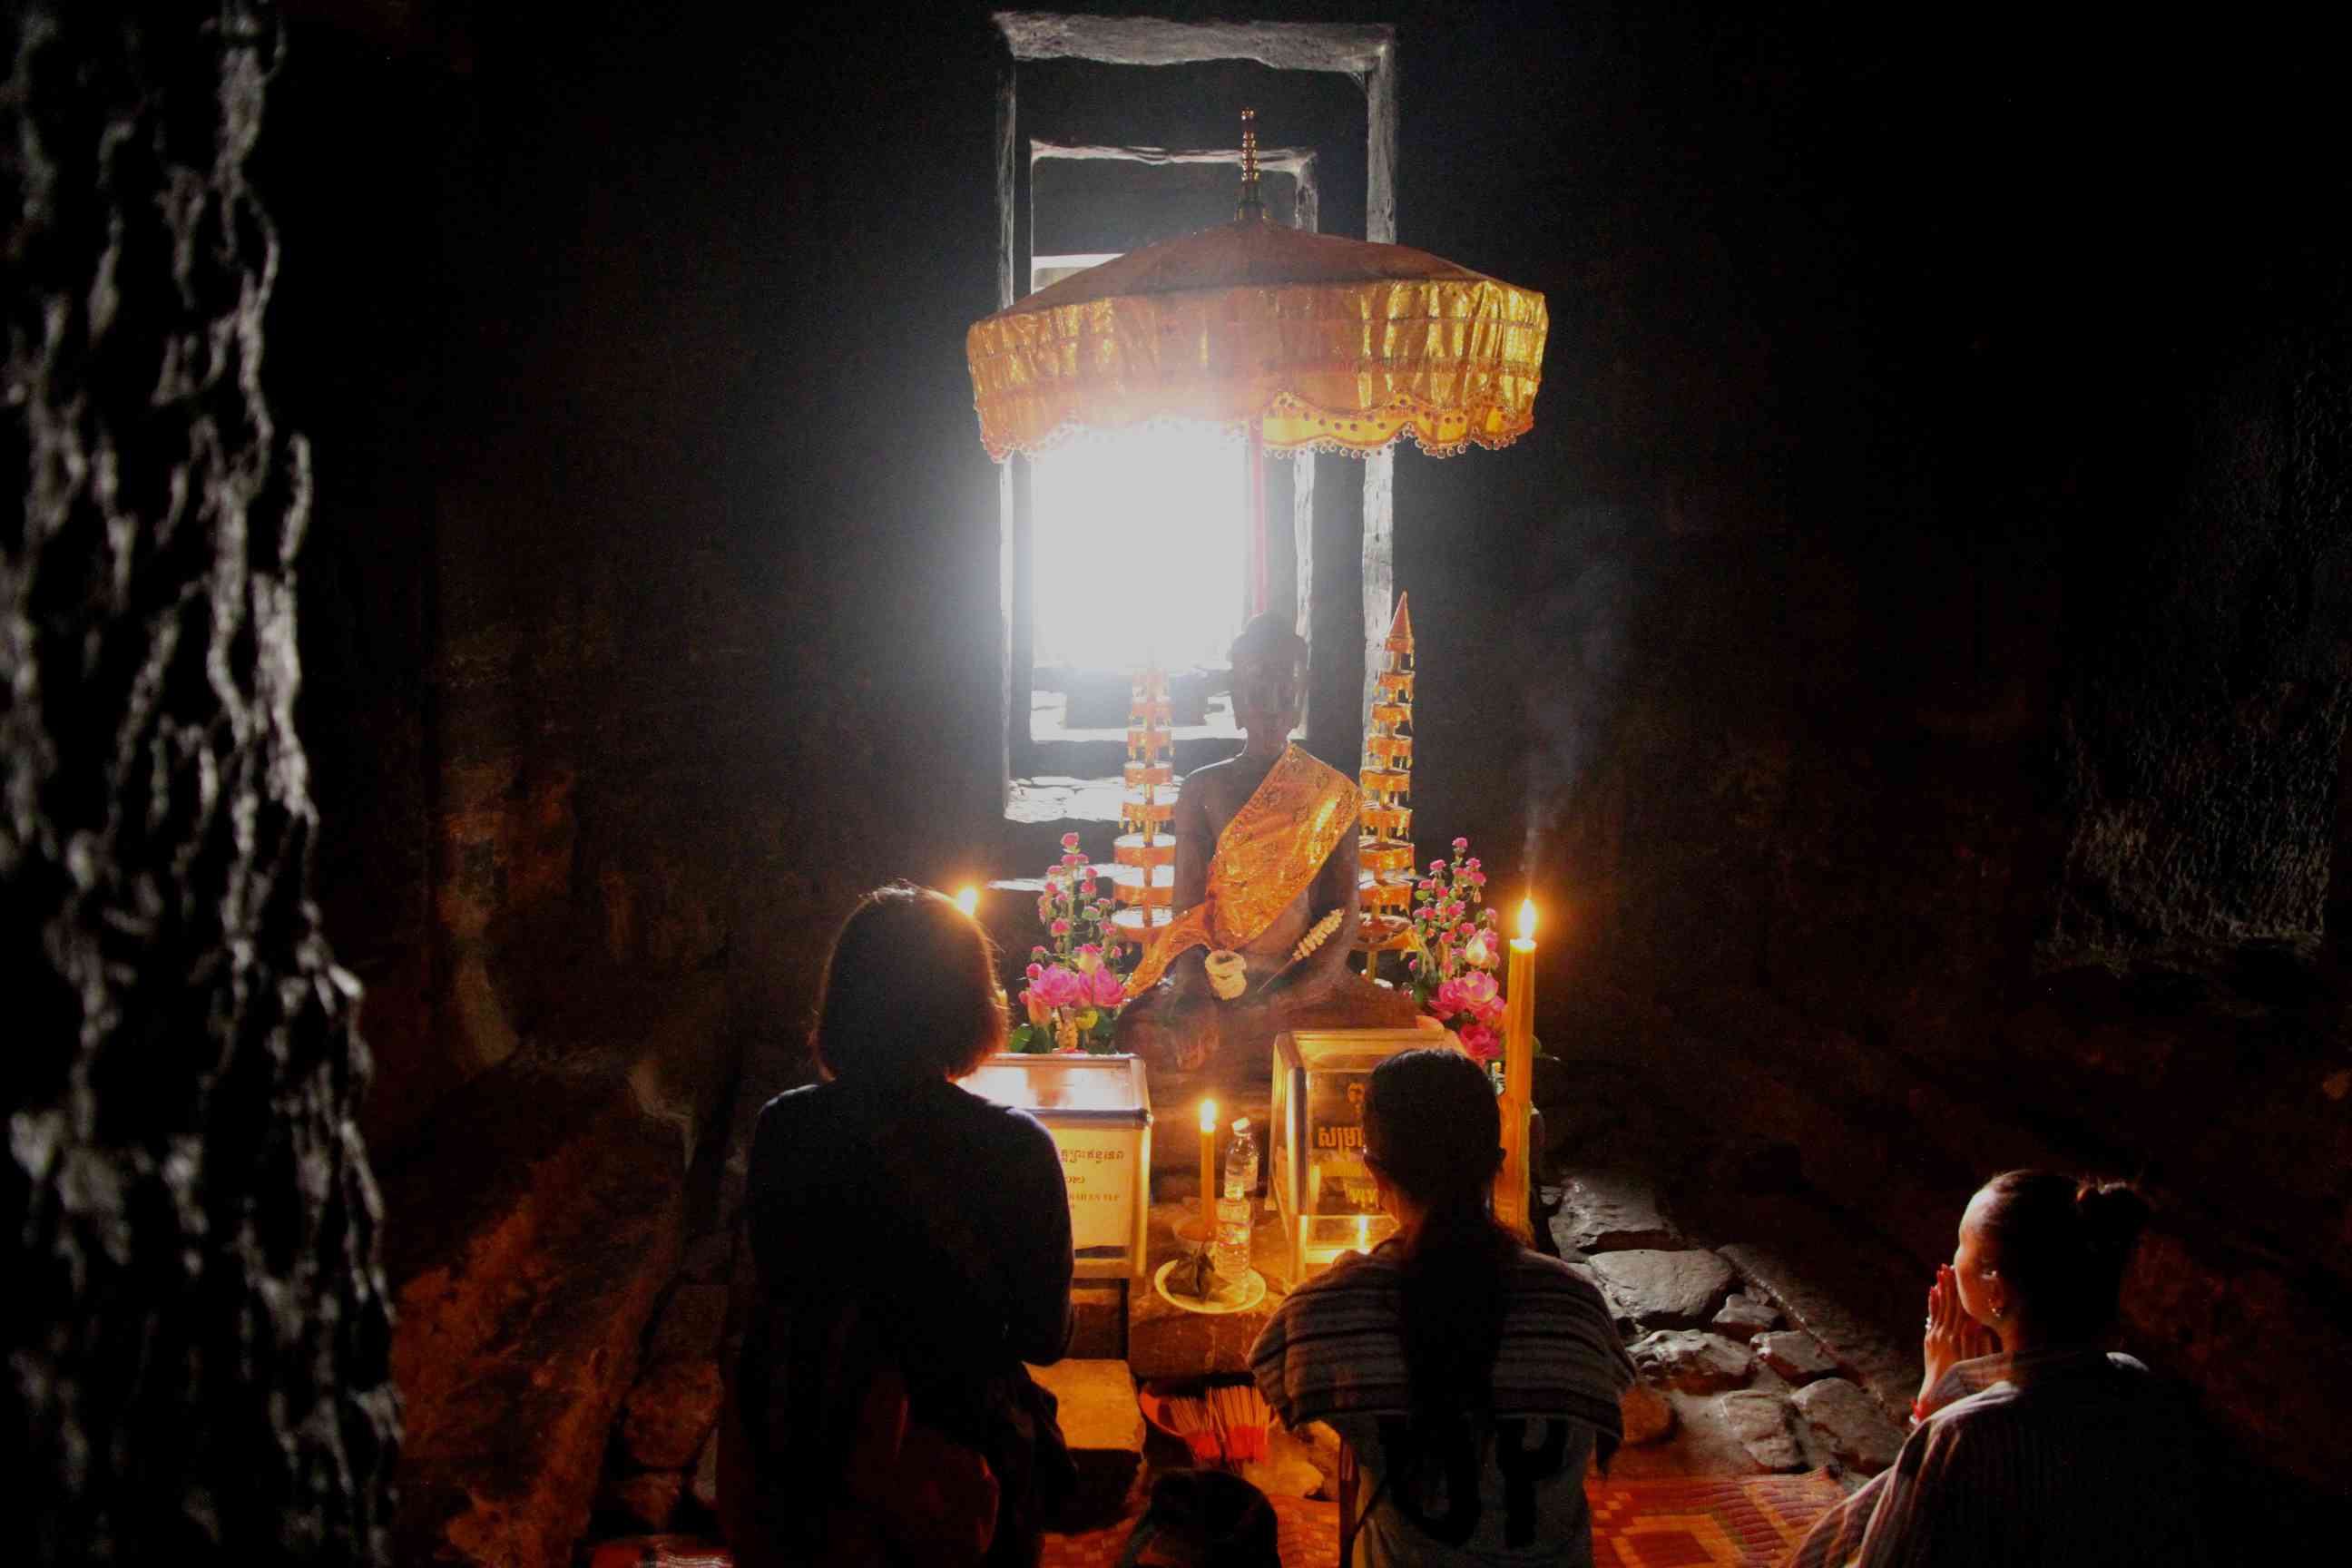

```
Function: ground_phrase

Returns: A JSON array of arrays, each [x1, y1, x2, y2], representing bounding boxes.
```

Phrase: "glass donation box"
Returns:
[[1271, 1029, 1436, 1282], [960, 1053, 1153, 1279]]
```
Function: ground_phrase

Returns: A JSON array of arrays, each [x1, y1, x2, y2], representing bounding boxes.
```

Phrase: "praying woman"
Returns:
[[1784, 1171, 2215, 1567]]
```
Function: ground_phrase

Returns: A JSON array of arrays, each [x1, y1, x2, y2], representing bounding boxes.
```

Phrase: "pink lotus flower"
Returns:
[[1073, 944, 1102, 974], [1090, 965, 1126, 1007], [1458, 1023, 1501, 1062], [1433, 976, 1474, 1018], [1033, 965, 1085, 1009], [1456, 971, 1500, 1011], [1462, 931, 1495, 968], [1478, 994, 1509, 1025]]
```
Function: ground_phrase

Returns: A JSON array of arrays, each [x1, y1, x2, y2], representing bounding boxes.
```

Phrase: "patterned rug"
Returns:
[[1038, 1470, 1848, 1568], [586, 1470, 1848, 1568], [1586, 1470, 1847, 1566]]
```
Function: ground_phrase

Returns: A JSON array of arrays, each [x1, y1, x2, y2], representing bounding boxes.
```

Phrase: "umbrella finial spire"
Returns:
[[1237, 108, 1263, 221]]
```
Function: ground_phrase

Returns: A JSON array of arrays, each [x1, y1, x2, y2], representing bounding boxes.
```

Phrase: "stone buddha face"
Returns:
[[1230, 617, 1308, 746]]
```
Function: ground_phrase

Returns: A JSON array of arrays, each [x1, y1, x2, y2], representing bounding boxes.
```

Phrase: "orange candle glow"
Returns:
[[1198, 1098, 1220, 1240], [1497, 898, 1538, 1235], [955, 885, 980, 917]]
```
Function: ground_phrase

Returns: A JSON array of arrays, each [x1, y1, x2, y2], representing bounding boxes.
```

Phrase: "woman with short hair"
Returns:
[[1249, 1047, 1633, 1565], [722, 884, 1073, 1568], [1786, 1170, 2214, 1567]]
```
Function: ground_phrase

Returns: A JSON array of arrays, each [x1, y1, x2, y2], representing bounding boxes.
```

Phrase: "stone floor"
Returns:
[[1542, 1168, 1910, 1482], [581, 1128, 1929, 1563], [1023, 1161, 1914, 1553]]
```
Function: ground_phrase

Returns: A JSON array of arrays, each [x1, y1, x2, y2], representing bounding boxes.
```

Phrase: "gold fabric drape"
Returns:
[[1123, 744, 1360, 996], [968, 220, 1548, 462]]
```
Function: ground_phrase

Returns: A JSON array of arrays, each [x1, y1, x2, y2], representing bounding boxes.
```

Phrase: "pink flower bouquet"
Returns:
[[1010, 833, 1133, 1054], [1404, 838, 1508, 1073]]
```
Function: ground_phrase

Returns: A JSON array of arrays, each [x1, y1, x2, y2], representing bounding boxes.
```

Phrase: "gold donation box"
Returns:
[[960, 1053, 1153, 1279], [1271, 1029, 1438, 1282]]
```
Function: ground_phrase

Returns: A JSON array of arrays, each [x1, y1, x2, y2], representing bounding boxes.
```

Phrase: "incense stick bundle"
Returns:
[[1206, 1381, 1270, 1464], [1157, 1389, 1223, 1465]]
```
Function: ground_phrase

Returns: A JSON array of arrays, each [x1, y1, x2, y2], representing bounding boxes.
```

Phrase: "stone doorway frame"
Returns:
[[991, 10, 1401, 809]]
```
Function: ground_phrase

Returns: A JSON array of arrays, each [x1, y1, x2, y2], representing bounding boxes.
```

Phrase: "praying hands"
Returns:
[[1917, 1262, 1997, 1416]]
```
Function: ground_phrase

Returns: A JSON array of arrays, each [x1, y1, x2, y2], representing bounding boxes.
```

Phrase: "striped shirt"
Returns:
[[1785, 1348, 2215, 1568], [1250, 1244, 1633, 1566]]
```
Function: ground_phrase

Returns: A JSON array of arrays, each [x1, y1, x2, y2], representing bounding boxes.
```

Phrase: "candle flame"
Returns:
[[1518, 897, 1536, 942], [1200, 1098, 1219, 1132], [955, 885, 979, 916]]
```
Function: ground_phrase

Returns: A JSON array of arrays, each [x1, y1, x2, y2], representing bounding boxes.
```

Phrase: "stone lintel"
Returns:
[[996, 13, 1393, 78]]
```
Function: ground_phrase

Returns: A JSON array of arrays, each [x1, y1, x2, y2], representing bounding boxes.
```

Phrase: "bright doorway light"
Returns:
[[1031, 422, 1246, 673]]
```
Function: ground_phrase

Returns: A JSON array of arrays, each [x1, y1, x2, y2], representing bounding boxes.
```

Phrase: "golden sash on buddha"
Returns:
[[1124, 744, 1360, 996]]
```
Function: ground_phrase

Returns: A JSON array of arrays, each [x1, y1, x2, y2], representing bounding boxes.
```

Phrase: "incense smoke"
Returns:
[[1519, 505, 1648, 886]]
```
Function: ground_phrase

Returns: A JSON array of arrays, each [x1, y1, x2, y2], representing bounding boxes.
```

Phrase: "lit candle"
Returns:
[[1198, 1098, 1220, 1240], [1497, 899, 1538, 1235], [955, 885, 979, 917]]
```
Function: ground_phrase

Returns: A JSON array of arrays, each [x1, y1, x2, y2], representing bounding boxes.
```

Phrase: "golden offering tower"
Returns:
[[1112, 665, 1177, 945], [1357, 594, 1416, 955]]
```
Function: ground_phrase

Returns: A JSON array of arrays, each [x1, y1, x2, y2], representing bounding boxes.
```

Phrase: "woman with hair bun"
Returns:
[[1787, 1171, 2213, 1567], [1249, 1048, 1633, 1565]]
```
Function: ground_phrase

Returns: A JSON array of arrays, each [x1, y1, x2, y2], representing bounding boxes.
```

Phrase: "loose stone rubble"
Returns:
[[1631, 1330, 1758, 1393], [1589, 1249, 1739, 1328]]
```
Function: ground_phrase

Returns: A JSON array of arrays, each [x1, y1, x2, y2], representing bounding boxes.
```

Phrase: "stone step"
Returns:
[[1718, 1391, 1808, 1473], [1718, 1240, 1916, 1425], [1026, 1358, 1148, 1529], [1631, 1329, 1757, 1393], [1711, 1292, 1780, 1336], [1550, 1169, 1682, 1253], [1791, 1377, 1908, 1475], [1588, 1248, 1737, 1329], [1752, 1329, 1838, 1385]]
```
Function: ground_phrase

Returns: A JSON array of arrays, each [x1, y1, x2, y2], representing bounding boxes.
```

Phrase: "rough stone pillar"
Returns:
[[4, 4, 397, 1563]]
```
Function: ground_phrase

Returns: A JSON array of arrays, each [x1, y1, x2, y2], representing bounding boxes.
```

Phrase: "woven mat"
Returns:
[[1587, 1469, 1847, 1565], [1039, 1469, 1848, 1568], [585, 1470, 1847, 1568]]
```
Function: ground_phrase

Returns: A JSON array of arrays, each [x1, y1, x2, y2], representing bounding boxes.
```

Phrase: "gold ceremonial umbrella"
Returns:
[[966, 112, 1549, 611]]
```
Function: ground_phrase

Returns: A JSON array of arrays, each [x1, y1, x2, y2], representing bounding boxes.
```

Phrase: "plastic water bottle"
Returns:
[[1214, 1119, 1259, 1281]]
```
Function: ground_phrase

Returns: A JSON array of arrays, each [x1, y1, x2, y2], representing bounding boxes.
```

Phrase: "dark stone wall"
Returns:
[[1492, 5, 2352, 1499], [3, 4, 397, 1562], [258, 5, 1014, 1559]]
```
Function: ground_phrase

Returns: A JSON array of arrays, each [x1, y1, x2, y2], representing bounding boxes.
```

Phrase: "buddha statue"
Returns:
[[1115, 614, 1423, 1091]]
